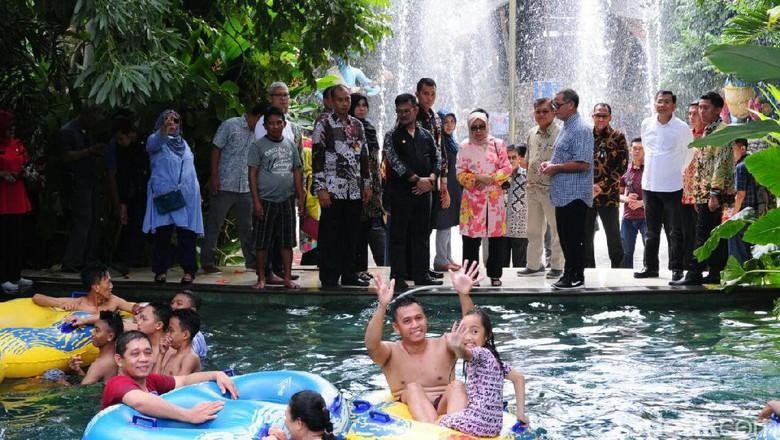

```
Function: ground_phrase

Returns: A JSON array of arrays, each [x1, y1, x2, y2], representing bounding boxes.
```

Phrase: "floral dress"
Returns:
[[456, 136, 512, 238]]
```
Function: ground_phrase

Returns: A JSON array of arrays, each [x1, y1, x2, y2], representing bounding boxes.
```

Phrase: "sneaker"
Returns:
[[551, 278, 584, 290], [517, 267, 544, 276], [545, 269, 563, 279], [202, 265, 222, 274], [17, 277, 33, 287], [2, 281, 19, 293]]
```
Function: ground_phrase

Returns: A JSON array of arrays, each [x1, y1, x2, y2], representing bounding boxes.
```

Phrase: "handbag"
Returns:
[[153, 157, 185, 215]]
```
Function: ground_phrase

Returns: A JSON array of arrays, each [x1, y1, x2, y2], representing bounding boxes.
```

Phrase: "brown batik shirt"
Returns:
[[592, 125, 629, 207]]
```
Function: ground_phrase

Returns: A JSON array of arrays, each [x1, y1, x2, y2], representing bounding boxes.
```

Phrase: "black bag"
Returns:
[[153, 157, 185, 215]]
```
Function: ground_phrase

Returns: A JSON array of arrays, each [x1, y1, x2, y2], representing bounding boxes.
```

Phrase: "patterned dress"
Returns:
[[505, 169, 527, 238], [439, 347, 510, 437]]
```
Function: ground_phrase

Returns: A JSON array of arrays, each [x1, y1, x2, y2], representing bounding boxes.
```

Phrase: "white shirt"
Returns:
[[254, 116, 295, 141], [640, 115, 694, 192]]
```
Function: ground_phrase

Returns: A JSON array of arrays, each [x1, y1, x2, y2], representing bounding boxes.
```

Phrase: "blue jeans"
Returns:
[[621, 218, 647, 268], [728, 228, 751, 264]]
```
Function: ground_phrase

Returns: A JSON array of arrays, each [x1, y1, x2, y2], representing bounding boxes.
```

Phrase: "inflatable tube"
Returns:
[[0, 298, 74, 329], [347, 390, 533, 440], [83, 370, 349, 440], [0, 312, 98, 379], [758, 414, 780, 440]]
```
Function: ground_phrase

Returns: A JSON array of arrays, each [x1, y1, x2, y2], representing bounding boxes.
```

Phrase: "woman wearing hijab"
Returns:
[[143, 109, 203, 284], [0, 110, 33, 294], [456, 110, 512, 286], [432, 110, 462, 272], [349, 93, 385, 277]]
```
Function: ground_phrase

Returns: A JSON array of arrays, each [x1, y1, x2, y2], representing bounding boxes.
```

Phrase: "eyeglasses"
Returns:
[[470, 124, 487, 132], [395, 108, 413, 115], [271, 93, 290, 99], [551, 100, 569, 110], [592, 113, 610, 119]]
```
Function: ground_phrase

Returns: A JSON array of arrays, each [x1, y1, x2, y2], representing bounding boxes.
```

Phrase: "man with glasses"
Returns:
[[383, 93, 442, 290], [584, 103, 628, 268], [518, 98, 565, 279], [540, 89, 594, 290], [635, 91, 693, 281]]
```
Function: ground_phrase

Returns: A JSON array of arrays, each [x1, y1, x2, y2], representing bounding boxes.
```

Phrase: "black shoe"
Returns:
[[545, 269, 563, 279], [341, 277, 370, 287], [634, 268, 659, 278], [428, 270, 444, 279], [552, 277, 584, 290], [671, 270, 684, 282], [60, 265, 81, 274], [669, 272, 703, 286], [517, 267, 544, 276], [415, 277, 443, 286], [702, 273, 721, 284], [358, 272, 373, 282]]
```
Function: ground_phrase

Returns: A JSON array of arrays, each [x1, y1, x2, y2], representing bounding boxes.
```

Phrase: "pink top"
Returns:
[[456, 135, 512, 238]]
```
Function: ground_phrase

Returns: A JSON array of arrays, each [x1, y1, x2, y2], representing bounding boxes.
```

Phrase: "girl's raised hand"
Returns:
[[449, 259, 484, 295]]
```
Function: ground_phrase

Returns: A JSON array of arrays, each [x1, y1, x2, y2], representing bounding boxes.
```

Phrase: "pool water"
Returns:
[[2, 294, 780, 439]]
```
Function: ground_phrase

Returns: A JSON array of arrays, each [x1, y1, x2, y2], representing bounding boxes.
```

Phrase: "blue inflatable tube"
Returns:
[[83, 370, 349, 439]]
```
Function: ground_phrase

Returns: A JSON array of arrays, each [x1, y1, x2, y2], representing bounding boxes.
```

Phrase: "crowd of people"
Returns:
[[0, 78, 775, 293]]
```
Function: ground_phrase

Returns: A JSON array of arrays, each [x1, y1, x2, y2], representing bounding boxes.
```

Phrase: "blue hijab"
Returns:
[[153, 109, 186, 156]]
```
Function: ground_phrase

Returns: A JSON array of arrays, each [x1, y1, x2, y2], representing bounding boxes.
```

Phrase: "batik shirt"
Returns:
[[417, 107, 447, 177], [693, 118, 734, 204], [359, 117, 383, 219], [311, 112, 371, 201], [505, 168, 527, 238], [212, 116, 254, 193], [592, 125, 628, 207]]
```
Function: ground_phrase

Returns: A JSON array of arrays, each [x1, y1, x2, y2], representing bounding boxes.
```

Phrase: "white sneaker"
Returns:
[[17, 277, 33, 287], [2, 281, 19, 293]]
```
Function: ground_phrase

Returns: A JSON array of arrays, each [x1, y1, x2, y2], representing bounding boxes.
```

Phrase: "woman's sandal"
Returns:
[[154, 273, 167, 284], [180, 273, 194, 285], [491, 278, 502, 287]]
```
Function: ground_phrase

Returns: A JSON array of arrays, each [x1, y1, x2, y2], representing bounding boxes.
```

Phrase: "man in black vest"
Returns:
[[383, 94, 442, 289]]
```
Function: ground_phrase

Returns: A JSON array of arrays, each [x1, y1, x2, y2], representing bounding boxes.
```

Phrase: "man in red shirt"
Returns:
[[102, 331, 238, 425]]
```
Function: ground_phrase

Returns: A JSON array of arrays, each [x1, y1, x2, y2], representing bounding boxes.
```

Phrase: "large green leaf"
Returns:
[[722, 256, 746, 286], [694, 212, 752, 262], [745, 147, 780, 196], [744, 207, 780, 244], [690, 120, 780, 147], [705, 44, 780, 82]]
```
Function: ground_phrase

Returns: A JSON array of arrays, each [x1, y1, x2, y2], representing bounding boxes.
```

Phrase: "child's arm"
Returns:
[[450, 260, 484, 317], [759, 400, 780, 420], [506, 368, 528, 424]]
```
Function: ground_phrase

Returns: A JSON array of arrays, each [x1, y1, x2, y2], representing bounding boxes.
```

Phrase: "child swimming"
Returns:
[[262, 390, 335, 440]]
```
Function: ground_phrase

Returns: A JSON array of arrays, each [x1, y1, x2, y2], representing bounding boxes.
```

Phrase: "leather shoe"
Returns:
[[517, 267, 544, 276], [669, 272, 703, 286], [634, 268, 659, 278], [415, 277, 443, 286], [341, 277, 369, 287], [428, 270, 444, 279], [671, 270, 684, 282]]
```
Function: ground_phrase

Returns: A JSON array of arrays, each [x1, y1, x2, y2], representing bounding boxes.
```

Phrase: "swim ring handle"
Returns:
[[59, 322, 75, 334], [510, 421, 527, 434], [329, 394, 342, 414], [351, 400, 372, 413], [257, 422, 271, 438], [223, 368, 235, 377], [132, 415, 157, 428], [368, 410, 392, 424], [772, 413, 780, 423]]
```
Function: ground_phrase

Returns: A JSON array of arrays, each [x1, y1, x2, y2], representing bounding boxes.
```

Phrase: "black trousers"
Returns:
[[555, 199, 588, 280], [114, 196, 148, 267], [356, 217, 386, 272], [62, 177, 100, 269], [584, 206, 623, 268], [152, 225, 197, 275], [318, 199, 361, 285], [680, 203, 698, 270], [462, 236, 505, 279], [389, 191, 431, 283], [690, 203, 728, 276], [503, 237, 527, 268], [0, 214, 25, 283], [643, 190, 683, 271]]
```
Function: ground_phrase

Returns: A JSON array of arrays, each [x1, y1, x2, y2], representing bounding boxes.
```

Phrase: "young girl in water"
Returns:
[[439, 260, 528, 437], [263, 390, 335, 440]]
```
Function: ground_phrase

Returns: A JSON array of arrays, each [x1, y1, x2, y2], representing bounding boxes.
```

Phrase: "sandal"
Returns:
[[180, 273, 194, 285], [154, 273, 167, 284], [491, 278, 502, 287]]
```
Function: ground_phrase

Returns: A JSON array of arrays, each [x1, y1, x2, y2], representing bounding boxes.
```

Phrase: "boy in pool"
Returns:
[[134, 302, 172, 373], [69, 310, 124, 385], [160, 308, 201, 376], [170, 290, 208, 362], [33, 264, 137, 322]]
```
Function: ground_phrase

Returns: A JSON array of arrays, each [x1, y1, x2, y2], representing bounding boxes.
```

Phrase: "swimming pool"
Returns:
[[1, 293, 779, 439]]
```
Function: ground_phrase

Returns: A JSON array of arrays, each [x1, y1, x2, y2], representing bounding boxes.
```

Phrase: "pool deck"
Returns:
[[14, 265, 780, 305]]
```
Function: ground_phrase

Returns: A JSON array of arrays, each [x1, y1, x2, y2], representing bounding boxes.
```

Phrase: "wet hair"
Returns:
[[171, 308, 200, 341], [655, 90, 677, 104], [631, 137, 642, 144], [81, 264, 109, 291], [557, 89, 579, 108], [593, 102, 612, 114], [388, 294, 423, 322], [395, 93, 418, 107], [463, 308, 504, 376], [116, 330, 151, 356], [533, 98, 552, 109], [700, 91, 725, 109], [416, 77, 436, 92], [470, 108, 490, 119], [264, 106, 286, 123], [147, 302, 172, 332], [732, 138, 748, 148], [172, 289, 201, 310], [249, 100, 268, 116], [349, 93, 369, 117], [288, 390, 335, 440], [99, 310, 124, 340]]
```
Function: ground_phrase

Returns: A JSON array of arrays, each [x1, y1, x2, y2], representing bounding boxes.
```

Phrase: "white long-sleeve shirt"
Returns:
[[640, 115, 694, 192]]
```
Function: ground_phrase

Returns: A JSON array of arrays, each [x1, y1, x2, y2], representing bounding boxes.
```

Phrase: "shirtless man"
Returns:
[[135, 302, 172, 373], [159, 308, 201, 376], [364, 276, 458, 423], [68, 310, 123, 385], [32, 264, 137, 323]]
